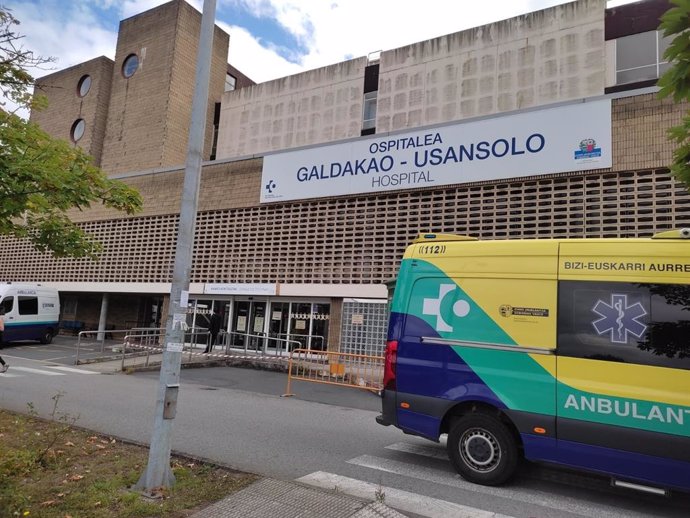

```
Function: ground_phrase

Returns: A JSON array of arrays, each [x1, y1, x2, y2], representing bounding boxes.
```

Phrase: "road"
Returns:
[[0, 337, 688, 518]]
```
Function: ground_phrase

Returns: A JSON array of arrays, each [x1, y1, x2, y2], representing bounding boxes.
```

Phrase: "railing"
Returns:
[[270, 332, 325, 352], [221, 330, 301, 356], [120, 327, 209, 370], [75, 327, 164, 364], [116, 328, 302, 370], [283, 348, 384, 397]]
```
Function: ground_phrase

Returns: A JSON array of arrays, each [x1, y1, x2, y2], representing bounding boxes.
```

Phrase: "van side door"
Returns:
[[1, 296, 16, 341], [556, 243, 690, 490]]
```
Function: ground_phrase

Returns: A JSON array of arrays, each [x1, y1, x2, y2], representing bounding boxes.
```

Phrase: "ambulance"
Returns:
[[0, 283, 60, 345], [377, 229, 690, 495]]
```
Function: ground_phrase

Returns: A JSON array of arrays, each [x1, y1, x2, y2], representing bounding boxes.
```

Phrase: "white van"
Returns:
[[0, 283, 60, 344]]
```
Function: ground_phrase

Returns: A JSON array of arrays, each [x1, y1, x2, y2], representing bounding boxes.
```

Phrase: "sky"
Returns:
[[7, 0, 637, 94]]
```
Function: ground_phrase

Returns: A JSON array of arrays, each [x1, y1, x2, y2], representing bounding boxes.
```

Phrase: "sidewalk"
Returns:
[[72, 349, 406, 516], [192, 478, 408, 518]]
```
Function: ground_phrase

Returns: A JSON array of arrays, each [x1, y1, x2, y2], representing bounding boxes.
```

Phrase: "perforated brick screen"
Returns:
[[0, 168, 688, 284]]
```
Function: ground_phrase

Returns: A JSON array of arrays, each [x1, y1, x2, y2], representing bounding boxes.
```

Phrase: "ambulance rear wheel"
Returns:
[[40, 329, 53, 345], [447, 413, 518, 486]]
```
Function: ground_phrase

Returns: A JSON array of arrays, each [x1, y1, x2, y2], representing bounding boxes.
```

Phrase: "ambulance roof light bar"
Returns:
[[413, 233, 478, 243]]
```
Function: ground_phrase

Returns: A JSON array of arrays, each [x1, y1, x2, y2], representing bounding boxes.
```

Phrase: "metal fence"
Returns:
[[283, 348, 384, 396], [114, 328, 303, 370], [74, 327, 165, 364]]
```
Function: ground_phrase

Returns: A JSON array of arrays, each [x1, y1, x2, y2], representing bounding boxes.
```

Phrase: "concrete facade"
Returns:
[[99, 0, 230, 175], [215, 0, 607, 158], [216, 58, 368, 159], [377, 0, 605, 132], [3, 0, 686, 347], [31, 56, 114, 166]]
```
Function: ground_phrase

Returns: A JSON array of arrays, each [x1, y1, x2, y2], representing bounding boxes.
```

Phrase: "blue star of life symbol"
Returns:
[[591, 293, 647, 344], [265, 180, 276, 193]]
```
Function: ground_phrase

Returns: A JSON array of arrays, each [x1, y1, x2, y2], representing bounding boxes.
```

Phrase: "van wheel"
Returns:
[[40, 330, 53, 345], [447, 412, 519, 486]]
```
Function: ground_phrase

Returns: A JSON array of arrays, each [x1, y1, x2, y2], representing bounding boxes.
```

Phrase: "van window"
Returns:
[[18, 296, 39, 315], [1, 296, 13, 314], [558, 281, 690, 370]]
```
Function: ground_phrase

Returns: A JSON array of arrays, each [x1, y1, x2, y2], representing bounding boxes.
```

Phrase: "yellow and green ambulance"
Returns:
[[377, 230, 690, 494]]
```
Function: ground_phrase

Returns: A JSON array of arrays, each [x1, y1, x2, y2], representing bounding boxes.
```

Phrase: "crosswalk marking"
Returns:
[[385, 441, 449, 460], [347, 454, 653, 518], [9, 366, 64, 376], [0, 365, 99, 377], [48, 365, 98, 374], [297, 471, 510, 518]]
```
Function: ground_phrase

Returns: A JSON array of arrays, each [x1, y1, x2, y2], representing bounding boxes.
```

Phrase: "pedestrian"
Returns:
[[204, 308, 221, 353], [0, 308, 9, 373]]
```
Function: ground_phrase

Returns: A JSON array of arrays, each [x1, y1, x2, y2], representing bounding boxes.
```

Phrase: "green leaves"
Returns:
[[659, 0, 690, 188], [0, 7, 142, 258], [0, 111, 142, 258], [0, 8, 55, 112]]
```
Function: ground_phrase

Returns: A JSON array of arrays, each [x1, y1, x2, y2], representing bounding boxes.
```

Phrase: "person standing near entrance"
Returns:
[[204, 309, 221, 353], [0, 308, 9, 373]]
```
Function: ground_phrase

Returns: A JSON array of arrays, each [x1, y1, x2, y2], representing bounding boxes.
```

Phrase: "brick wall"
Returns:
[[99, 0, 229, 175], [31, 56, 113, 166], [65, 157, 262, 223], [2, 94, 689, 286], [66, 92, 688, 224]]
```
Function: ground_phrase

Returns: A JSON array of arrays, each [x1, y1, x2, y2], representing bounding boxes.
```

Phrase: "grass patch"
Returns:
[[0, 402, 258, 517]]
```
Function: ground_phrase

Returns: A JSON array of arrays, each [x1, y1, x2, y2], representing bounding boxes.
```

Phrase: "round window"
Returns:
[[71, 119, 85, 142], [77, 75, 92, 97], [122, 54, 139, 78]]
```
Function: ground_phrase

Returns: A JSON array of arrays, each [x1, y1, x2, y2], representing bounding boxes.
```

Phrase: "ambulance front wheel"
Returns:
[[447, 412, 519, 486]]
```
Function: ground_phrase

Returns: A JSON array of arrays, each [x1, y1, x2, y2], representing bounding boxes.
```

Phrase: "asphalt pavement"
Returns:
[[2, 335, 688, 518]]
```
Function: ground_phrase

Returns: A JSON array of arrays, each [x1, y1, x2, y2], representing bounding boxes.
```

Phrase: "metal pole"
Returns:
[[136, 0, 217, 491], [96, 293, 109, 342]]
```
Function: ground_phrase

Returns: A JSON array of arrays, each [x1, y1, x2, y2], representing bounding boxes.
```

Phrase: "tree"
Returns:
[[658, 0, 690, 187], [0, 7, 142, 258]]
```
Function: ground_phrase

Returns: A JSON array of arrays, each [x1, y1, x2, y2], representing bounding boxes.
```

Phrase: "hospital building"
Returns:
[[1, 0, 685, 353]]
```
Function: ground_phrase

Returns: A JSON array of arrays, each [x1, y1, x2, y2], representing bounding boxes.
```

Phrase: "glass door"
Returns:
[[249, 301, 266, 351], [231, 301, 250, 348], [289, 302, 312, 350], [268, 302, 290, 352], [231, 300, 267, 351], [310, 303, 330, 350]]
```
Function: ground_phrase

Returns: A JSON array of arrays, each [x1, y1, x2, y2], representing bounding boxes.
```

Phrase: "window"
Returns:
[[77, 75, 92, 97], [122, 54, 139, 78], [1, 296, 14, 314], [211, 102, 221, 160], [558, 281, 690, 370], [70, 119, 85, 142], [615, 30, 672, 85], [18, 296, 38, 315], [225, 74, 236, 92], [362, 91, 377, 130]]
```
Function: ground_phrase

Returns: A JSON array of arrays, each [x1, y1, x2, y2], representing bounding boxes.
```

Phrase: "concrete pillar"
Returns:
[[97, 293, 110, 341]]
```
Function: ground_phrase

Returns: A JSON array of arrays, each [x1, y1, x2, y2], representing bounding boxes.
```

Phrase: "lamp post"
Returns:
[[136, 0, 217, 490]]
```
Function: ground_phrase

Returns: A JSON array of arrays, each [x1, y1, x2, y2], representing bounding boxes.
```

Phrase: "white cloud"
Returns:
[[218, 22, 303, 82], [10, 1, 117, 75]]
